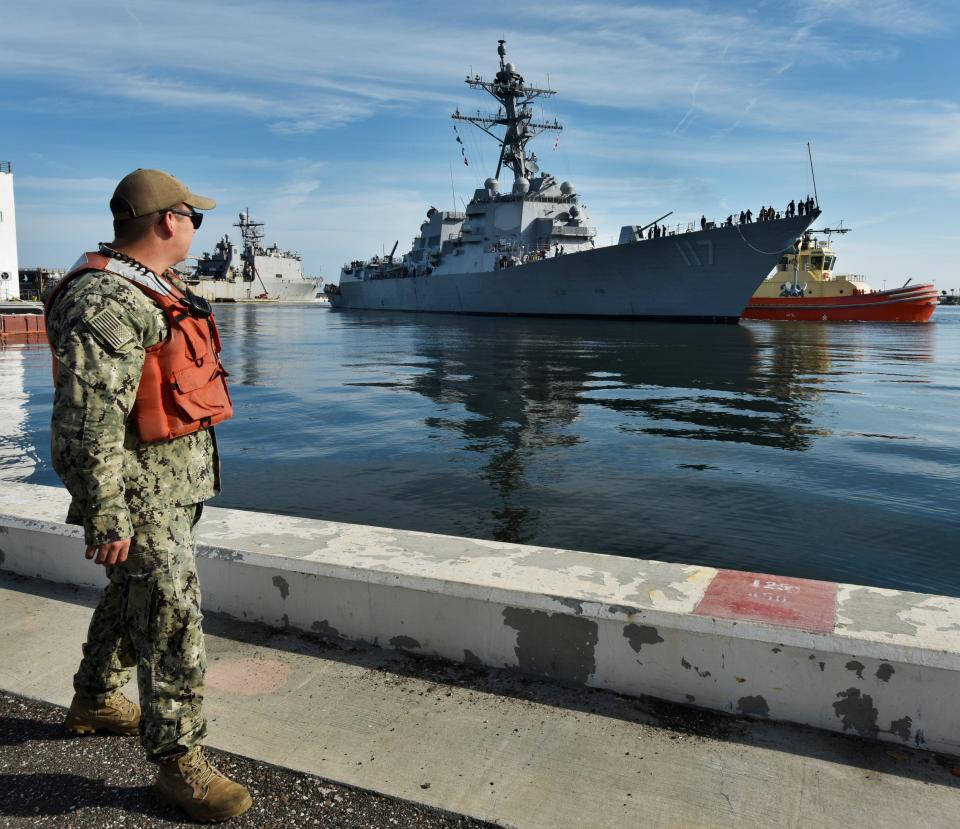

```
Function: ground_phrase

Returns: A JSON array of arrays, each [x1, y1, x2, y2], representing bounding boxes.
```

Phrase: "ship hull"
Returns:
[[331, 215, 817, 321], [743, 283, 938, 323], [187, 278, 322, 303]]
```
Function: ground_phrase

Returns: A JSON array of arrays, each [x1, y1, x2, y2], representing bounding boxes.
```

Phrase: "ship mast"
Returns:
[[235, 209, 265, 252], [452, 40, 562, 183], [235, 209, 264, 281]]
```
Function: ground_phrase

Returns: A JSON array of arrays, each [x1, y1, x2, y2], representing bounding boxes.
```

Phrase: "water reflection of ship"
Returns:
[[409, 327, 585, 543], [187, 211, 324, 303], [210, 303, 264, 388], [749, 320, 934, 443], [0, 347, 39, 481], [347, 315, 845, 541]]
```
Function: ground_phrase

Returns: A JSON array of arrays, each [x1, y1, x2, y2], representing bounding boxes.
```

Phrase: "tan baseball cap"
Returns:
[[110, 168, 216, 219]]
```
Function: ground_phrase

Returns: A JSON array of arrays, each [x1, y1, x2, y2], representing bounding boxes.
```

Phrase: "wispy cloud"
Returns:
[[673, 75, 705, 134], [0, 0, 902, 127], [121, 4, 144, 30], [796, 0, 953, 36]]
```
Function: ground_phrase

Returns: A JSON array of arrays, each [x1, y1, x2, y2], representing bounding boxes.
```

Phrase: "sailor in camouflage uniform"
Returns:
[[48, 169, 251, 822]]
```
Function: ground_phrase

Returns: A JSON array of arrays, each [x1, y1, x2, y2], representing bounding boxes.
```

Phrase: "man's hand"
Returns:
[[85, 538, 132, 566]]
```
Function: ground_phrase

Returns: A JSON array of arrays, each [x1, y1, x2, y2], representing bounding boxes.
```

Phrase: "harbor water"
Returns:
[[2, 306, 958, 597]]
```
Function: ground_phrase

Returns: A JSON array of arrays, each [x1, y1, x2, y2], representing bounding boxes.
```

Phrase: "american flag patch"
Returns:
[[84, 307, 134, 352]]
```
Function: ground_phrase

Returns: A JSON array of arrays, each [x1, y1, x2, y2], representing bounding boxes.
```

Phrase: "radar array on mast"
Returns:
[[451, 40, 561, 183], [235, 210, 265, 250]]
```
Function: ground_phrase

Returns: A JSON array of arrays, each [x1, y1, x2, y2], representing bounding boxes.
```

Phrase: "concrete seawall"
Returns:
[[2, 481, 957, 754]]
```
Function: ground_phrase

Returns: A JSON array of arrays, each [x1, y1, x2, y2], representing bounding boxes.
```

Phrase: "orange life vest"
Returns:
[[46, 251, 233, 443]]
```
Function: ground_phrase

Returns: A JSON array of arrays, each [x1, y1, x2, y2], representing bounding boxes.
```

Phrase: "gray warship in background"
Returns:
[[327, 41, 819, 321], [188, 211, 324, 303]]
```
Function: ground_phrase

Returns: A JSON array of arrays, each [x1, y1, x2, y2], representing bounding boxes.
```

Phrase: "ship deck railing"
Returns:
[[772, 270, 870, 284], [832, 273, 869, 282], [342, 259, 404, 272], [551, 225, 595, 238], [633, 210, 810, 241], [470, 193, 579, 206]]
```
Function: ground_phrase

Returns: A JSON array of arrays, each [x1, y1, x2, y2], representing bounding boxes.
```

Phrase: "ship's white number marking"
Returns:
[[746, 579, 799, 604], [751, 579, 799, 592]]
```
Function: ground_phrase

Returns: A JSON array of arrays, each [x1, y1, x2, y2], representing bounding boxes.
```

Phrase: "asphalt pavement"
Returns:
[[0, 690, 497, 828]]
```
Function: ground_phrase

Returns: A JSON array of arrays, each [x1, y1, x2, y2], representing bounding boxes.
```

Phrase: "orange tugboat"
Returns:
[[742, 228, 937, 323]]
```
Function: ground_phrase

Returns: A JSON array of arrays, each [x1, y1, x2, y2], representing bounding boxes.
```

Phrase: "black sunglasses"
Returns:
[[165, 207, 203, 229]]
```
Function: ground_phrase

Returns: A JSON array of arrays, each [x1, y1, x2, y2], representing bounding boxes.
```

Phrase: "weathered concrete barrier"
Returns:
[[2, 481, 957, 753]]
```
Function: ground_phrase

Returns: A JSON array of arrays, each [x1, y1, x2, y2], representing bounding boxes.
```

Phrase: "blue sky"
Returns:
[[2, 0, 958, 290]]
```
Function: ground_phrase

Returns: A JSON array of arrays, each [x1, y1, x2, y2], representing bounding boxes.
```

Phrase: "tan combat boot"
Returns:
[[156, 746, 253, 822], [66, 690, 140, 736]]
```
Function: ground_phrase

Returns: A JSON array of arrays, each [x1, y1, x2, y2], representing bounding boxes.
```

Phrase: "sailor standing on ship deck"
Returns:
[[45, 168, 252, 823]]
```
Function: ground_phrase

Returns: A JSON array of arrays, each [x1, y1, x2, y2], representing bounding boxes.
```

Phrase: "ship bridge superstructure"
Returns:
[[773, 230, 844, 280]]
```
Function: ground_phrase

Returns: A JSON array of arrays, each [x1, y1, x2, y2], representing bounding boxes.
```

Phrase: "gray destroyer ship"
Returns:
[[328, 41, 819, 321], [188, 211, 323, 302]]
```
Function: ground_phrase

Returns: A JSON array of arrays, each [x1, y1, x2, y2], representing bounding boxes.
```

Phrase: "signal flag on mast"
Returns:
[[454, 125, 469, 164]]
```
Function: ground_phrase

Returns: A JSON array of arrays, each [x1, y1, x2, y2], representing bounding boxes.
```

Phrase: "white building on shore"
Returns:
[[0, 161, 19, 301]]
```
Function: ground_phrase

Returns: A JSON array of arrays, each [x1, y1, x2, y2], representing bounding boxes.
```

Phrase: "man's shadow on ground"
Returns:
[[0, 715, 70, 746], [0, 714, 179, 822], [0, 772, 163, 819]]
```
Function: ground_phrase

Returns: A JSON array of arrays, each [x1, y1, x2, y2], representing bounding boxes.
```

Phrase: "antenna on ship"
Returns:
[[449, 161, 457, 212], [807, 142, 820, 209], [452, 40, 562, 185], [808, 223, 851, 247]]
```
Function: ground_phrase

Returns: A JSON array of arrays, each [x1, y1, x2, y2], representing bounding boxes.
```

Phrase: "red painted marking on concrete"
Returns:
[[693, 570, 837, 633], [206, 657, 293, 696]]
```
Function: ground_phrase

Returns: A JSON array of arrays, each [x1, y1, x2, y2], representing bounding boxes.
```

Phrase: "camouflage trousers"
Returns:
[[73, 503, 207, 761]]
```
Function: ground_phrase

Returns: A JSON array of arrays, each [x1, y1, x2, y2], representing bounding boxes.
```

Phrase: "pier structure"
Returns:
[[2, 481, 957, 752], [2, 482, 958, 826]]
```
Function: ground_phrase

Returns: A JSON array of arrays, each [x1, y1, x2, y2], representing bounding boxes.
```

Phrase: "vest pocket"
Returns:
[[171, 361, 229, 418]]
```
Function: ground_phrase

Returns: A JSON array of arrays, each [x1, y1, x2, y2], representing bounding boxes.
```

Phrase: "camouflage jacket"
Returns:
[[47, 267, 220, 545]]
